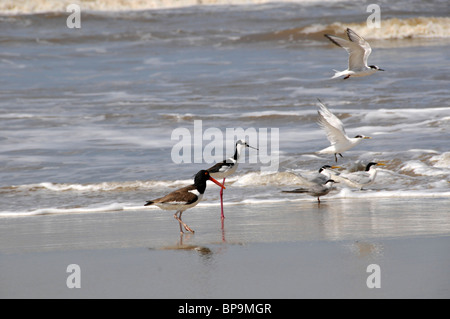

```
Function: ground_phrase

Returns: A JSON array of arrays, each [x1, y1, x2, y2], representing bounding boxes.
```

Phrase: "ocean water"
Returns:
[[0, 0, 449, 218]]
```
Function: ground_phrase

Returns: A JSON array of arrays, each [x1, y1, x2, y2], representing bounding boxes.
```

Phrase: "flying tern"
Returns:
[[316, 99, 371, 162], [324, 28, 384, 79]]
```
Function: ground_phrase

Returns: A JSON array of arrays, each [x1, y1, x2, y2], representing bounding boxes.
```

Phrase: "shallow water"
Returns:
[[1, 198, 449, 253], [0, 0, 449, 218]]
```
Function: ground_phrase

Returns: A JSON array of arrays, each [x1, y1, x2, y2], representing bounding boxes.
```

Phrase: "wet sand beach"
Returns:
[[1, 198, 449, 298]]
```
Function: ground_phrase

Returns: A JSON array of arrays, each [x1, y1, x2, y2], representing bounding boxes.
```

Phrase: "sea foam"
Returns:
[[0, 0, 348, 15], [299, 17, 450, 39]]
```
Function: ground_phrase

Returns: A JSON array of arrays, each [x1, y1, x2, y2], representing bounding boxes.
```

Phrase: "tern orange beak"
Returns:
[[209, 176, 226, 189]]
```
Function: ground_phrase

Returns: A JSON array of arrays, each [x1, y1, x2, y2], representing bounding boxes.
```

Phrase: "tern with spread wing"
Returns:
[[316, 99, 371, 162], [324, 28, 384, 79]]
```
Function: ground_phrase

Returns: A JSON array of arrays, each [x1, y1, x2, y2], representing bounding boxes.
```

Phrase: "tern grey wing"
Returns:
[[309, 173, 328, 184], [346, 28, 372, 68], [282, 183, 329, 195], [317, 99, 346, 134], [344, 171, 372, 185], [317, 100, 350, 145], [282, 188, 309, 194], [324, 33, 353, 54], [325, 31, 367, 71]]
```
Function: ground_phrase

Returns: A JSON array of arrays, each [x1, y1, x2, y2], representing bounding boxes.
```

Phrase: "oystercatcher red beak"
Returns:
[[208, 175, 226, 189]]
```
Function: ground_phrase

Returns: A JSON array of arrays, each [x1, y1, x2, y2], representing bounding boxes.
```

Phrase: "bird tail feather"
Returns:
[[331, 69, 348, 79]]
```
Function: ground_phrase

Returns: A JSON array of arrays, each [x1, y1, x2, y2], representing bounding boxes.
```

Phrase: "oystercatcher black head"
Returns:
[[193, 170, 225, 194]]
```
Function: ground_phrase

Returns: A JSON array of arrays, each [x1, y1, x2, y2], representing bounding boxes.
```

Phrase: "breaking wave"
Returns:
[[309, 17, 450, 39], [0, 179, 193, 193], [239, 17, 450, 43], [1, 150, 448, 218]]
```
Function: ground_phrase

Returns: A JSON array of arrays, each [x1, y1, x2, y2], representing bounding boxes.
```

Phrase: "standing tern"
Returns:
[[316, 99, 371, 162], [334, 162, 385, 190], [283, 179, 337, 204], [324, 28, 384, 79], [144, 170, 225, 234], [207, 139, 258, 222]]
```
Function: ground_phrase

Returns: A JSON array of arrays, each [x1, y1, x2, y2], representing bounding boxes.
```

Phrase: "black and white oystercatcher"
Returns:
[[145, 170, 225, 234]]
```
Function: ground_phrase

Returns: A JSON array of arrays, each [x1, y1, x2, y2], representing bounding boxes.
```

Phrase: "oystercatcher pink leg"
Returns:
[[174, 211, 184, 234], [174, 211, 195, 234]]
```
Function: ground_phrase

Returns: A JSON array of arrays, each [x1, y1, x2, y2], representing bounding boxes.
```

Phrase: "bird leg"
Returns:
[[174, 211, 195, 234], [220, 178, 226, 221], [334, 153, 343, 162], [343, 75, 350, 80], [174, 211, 183, 234], [317, 197, 321, 204]]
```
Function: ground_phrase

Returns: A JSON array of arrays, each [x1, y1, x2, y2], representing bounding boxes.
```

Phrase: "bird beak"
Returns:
[[209, 176, 226, 189], [331, 166, 341, 169], [363, 136, 372, 139], [376, 163, 386, 166], [248, 145, 259, 151], [378, 68, 385, 71]]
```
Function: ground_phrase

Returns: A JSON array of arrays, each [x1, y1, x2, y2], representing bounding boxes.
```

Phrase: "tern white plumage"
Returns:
[[334, 162, 385, 190], [316, 99, 371, 162], [324, 28, 384, 79]]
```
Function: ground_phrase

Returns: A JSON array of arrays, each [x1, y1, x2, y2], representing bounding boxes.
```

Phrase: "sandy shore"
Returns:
[[1, 197, 449, 298]]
